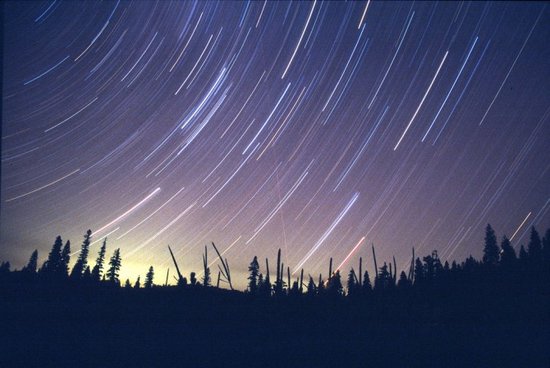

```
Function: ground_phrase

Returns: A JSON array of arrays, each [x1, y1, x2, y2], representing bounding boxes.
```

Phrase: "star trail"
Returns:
[[2, 1, 549, 288]]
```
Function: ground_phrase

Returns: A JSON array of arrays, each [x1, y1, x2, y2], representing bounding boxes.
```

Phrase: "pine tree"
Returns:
[[500, 236, 516, 267], [42, 236, 63, 274], [307, 276, 316, 296], [106, 248, 121, 285], [327, 270, 343, 296], [347, 269, 358, 296], [83, 266, 91, 280], [397, 271, 411, 289], [543, 228, 550, 263], [414, 258, 424, 285], [124, 279, 131, 288], [23, 250, 38, 273], [70, 230, 92, 279], [362, 270, 372, 292], [134, 276, 141, 289], [60, 241, 71, 277], [145, 266, 154, 288], [190, 272, 197, 286], [482, 224, 499, 265], [247, 256, 260, 294], [519, 245, 528, 261], [527, 227, 542, 262], [91, 238, 107, 282]]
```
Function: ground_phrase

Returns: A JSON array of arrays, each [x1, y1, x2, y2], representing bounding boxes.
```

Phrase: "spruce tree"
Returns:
[[527, 227, 542, 262], [70, 230, 92, 279], [543, 228, 550, 263], [42, 236, 63, 274], [307, 276, 316, 296], [362, 270, 372, 292], [60, 241, 71, 277], [397, 271, 411, 289], [106, 248, 122, 285], [145, 266, 154, 288], [23, 250, 38, 273], [482, 224, 499, 265], [91, 238, 107, 282], [247, 256, 260, 294], [134, 276, 141, 288], [124, 279, 131, 288], [327, 270, 343, 296], [347, 269, 357, 296], [500, 236, 516, 267]]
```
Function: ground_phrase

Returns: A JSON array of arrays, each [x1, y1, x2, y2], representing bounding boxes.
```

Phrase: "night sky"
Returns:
[[2, 1, 549, 288]]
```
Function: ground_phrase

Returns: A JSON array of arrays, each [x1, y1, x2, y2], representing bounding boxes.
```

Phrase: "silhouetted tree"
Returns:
[[106, 248, 121, 285], [327, 270, 343, 296], [91, 238, 107, 282], [527, 227, 542, 262], [0, 261, 10, 273], [83, 266, 91, 280], [500, 236, 516, 267], [414, 258, 424, 285], [375, 263, 393, 290], [347, 269, 358, 296], [202, 246, 211, 287], [362, 270, 372, 292], [543, 228, 550, 263], [519, 245, 528, 261], [248, 256, 260, 294], [124, 279, 131, 288], [397, 271, 411, 289], [60, 241, 71, 277], [483, 224, 499, 265], [70, 230, 92, 279], [42, 236, 63, 274], [190, 272, 197, 286], [317, 274, 325, 295], [134, 276, 141, 289], [145, 266, 154, 288], [23, 250, 38, 273], [307, 276, 316, 296]]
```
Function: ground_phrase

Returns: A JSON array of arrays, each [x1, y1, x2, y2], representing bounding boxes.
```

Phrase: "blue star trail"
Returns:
[[2, 1, 549, 287]]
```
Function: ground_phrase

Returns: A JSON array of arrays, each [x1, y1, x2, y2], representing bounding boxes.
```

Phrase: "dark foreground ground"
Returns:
[[1, 281, 548, 368]]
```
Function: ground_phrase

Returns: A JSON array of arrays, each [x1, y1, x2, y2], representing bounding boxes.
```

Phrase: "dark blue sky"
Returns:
[[2, 1, 549, 287]]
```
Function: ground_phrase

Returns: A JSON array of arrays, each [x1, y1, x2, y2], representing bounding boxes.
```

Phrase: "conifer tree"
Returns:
[[307, 276, 316, 296], [134, 276, 141, 289], [247, 256, 260, 294], [83, 266, 91, 280], [414, 258, 424, 285], [23, 250, 38, 273], [482, 224, 499, 265], [124, 279, 131, 288], [347, 269, 358, 296], [519, 245, 528, 261], [527, 227, 542, 262], [70, 230, 92, 279], [397, 271, 411, 289], [145, 266, 154, 288], [327, 270, 343, 296], [42, 236, 63, 274], [500, 236, 516, 266], [543, 228, 550, 263], [106, 248, 121, 285], [60, 241, 71, 277], [91, 238, 107, 282]]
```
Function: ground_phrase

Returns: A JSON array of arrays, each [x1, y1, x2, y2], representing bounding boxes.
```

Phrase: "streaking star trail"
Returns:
[[1, 1, 549, 288]]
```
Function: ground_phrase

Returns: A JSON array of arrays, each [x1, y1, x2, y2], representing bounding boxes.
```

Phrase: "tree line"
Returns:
[[1, 224, 549, 297]]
